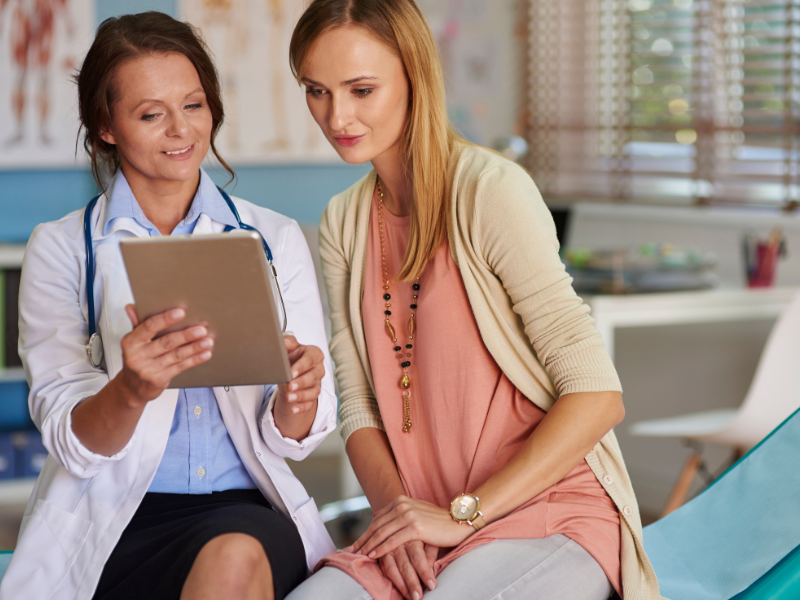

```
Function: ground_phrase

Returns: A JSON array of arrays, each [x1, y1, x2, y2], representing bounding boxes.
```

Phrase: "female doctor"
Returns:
[[0, 12, 337, 600]]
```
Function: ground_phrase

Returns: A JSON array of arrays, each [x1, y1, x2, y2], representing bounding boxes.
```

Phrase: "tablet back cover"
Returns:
[[120, 232, 291, 388]]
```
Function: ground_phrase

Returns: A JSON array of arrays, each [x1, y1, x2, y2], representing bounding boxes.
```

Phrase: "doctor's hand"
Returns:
[[272, 335, 325, 441], [118, 305, 214, 404]]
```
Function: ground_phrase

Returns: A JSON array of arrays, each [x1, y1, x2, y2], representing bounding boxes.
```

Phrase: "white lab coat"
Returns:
[[0, 193, 338, 600]]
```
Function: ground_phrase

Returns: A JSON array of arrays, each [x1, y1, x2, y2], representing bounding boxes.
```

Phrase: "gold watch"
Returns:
[[449, 493, 486, 531]]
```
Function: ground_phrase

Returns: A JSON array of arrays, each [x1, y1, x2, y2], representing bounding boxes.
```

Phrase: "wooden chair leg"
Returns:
[[661, 452, 703, 518]]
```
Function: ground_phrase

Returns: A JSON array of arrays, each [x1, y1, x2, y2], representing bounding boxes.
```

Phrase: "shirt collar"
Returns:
[[102, 168, 240, 236]]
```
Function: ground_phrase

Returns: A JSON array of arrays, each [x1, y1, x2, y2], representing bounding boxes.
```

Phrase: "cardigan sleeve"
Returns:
[[472, 164, 622, 396], [318, 198, 385, 442]]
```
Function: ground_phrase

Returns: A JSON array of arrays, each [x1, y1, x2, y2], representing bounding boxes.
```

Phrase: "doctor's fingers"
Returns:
[[287, 363, 325, 394], [125, 307, 187, 345], [151, 337, 215, 371], [287, 344, 324, 378]]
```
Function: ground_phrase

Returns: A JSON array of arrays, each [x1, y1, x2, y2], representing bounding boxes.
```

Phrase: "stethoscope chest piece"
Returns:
[[87, 332, 104, 368]]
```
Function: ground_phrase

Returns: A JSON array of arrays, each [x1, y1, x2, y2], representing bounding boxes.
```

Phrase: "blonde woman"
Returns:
[[286, 1, 661, 599]]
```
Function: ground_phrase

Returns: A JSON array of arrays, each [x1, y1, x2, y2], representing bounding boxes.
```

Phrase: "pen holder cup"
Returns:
[[747, 242, 780, 288]]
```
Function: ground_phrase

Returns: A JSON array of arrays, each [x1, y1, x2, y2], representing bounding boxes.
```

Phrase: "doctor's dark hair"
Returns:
[[75, 11, 234, 190]]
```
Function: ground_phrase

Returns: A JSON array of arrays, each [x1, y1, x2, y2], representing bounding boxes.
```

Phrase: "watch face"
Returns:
[[451, 495, 478, 521]]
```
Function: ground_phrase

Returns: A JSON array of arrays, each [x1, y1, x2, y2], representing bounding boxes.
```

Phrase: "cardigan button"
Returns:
[[622, 505, 633, 517], [603, 475, 613, 485]]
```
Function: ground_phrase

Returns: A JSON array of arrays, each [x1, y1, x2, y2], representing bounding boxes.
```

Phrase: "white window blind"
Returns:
[[524, 0, 800, 208]]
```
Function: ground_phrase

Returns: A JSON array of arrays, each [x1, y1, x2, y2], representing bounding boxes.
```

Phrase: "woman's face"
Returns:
[[301, 26, 409, 165], [101, 53, 212, 185]]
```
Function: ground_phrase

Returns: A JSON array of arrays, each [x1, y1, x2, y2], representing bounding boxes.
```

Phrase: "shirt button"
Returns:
[[622, 505, 633, 517], [603, 475, 613, 485], [193, 406, 202, 417], [224, 386, 230, 392], [197, 467, 206, 478]]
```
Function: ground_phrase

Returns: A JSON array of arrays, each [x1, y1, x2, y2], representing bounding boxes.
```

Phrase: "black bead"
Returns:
[[394, 346, 401, 351], [412, 284, 420, 290], [384, 310, 392, 316], [410, 304, 417, 309], [383, 293, 391, 300], [402, 361, 410, 368], [406, 344, 412, 348]]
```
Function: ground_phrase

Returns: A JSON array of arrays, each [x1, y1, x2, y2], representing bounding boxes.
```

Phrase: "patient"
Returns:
[[285, 1, 660, 599]]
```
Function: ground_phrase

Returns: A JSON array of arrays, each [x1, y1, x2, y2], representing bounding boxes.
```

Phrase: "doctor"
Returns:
[[0, 12, 336, 600]]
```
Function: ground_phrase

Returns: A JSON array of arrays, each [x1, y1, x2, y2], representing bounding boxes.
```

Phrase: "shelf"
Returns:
[[0, 245, 25, 270], [0, 479, 34, 505], [0, 369, 26, 384]]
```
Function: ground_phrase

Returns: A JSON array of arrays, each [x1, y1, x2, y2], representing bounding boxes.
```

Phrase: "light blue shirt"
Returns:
[[105, 169, 257, 493]]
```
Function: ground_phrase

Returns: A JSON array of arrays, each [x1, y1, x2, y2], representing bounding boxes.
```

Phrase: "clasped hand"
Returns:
[[351, 496, 474, 599]]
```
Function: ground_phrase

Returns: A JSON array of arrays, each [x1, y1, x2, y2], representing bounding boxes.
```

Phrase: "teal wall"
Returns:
[[0, 0, 370, 243]]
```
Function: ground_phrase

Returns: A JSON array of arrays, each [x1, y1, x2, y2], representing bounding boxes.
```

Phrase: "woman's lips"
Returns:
[[162, 143, 195, 160], [334, 135, 365, 148]]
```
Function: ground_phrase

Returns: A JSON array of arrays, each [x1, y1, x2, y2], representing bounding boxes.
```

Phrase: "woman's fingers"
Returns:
[[379, 553, 411, 600], [368, 528, 418, 560], [287, 364, 324, 395], [124, 304, 140, 327], [394, 546, 424, 600], [361, 511, 413, 557], [132, 308, 186, 344], [407, 541, 437, 592]]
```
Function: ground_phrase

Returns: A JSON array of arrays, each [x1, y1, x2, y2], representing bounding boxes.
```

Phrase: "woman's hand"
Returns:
[[377, 541, 438, 600], [272, 335, 325, 440], [118, 305, 214, 405], [353, 496, 473, 561]]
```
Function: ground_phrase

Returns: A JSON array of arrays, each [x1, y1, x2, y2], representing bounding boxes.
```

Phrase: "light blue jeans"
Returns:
[[286, 535, 614, 600]]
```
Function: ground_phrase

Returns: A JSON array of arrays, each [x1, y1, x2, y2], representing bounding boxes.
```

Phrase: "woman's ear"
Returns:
[[99, 128, 117, 146]]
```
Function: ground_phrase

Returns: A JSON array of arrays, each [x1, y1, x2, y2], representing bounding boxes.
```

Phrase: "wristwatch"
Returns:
[[449, 493, 487, 531]]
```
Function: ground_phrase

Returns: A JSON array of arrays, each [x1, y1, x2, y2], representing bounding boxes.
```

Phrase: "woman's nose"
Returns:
[[329, 95, 354, 132], [166, 111, 191, 137]]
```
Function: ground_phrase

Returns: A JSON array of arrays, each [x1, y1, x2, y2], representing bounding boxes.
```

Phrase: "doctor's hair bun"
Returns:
[[75, 11, 234, 190]]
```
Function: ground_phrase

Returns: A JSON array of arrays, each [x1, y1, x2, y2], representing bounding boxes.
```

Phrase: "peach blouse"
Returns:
[[320, 193, 622, 599]]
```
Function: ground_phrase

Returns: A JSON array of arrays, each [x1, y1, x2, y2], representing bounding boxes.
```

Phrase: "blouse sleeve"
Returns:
[[473, 164, 622, 396], [318, 198, 385, 443]]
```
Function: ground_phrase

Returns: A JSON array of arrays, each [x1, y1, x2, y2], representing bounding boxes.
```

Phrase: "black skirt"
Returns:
[[93, 489, 307, 600]]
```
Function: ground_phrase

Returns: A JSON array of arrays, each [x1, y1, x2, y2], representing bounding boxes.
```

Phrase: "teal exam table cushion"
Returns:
[[644, 406, 800, 600]]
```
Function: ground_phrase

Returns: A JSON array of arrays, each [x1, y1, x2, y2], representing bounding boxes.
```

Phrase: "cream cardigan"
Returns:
[[318, 143, 663, 600]]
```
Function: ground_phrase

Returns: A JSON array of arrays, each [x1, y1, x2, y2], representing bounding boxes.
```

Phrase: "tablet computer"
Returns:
[[120, 231, 291, 388]]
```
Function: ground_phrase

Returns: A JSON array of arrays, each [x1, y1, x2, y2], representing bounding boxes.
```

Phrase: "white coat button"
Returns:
[[224, 386, 230, 392], [193, 406, 202, 417], [197, 467, 206, 478], [293, 516, 297, 521], [603, 475, 613, 485], [622, 505, 633, 517]]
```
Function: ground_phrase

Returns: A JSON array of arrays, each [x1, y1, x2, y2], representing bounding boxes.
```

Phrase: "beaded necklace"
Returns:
[[376, 178, 419, 433]]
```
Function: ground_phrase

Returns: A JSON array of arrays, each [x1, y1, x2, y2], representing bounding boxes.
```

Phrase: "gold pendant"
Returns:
[[402, 390, 412, 433], [401, 373, 410, 388], [407, 314, 415, 338], [385, 320, 397, 343]]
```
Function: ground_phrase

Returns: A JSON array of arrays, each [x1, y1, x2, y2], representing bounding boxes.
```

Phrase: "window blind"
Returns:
[[524, 0, 800, 208]]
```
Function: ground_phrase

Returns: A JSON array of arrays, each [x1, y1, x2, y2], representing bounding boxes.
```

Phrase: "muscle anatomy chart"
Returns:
[[180, 0, 337, 164], [0, 0, 93, 167]]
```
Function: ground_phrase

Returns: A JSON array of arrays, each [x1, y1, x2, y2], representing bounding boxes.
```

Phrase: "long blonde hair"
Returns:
[[290, 0, 465, 281]]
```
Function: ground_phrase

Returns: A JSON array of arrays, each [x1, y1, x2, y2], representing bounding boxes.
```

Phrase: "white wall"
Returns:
[[567, 203, 800, 514]]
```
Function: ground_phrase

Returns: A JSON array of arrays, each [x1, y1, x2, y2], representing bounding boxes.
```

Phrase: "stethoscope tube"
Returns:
[[83, 186, 287, 368]]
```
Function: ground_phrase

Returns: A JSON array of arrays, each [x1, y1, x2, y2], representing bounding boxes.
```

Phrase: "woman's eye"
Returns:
[[141, 113, 159, 121], [185, 103, 203, 110], [306, 88, 325, 98], [354, 88, 373, 98]]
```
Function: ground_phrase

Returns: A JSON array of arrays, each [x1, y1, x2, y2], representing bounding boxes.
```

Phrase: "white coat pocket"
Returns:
[[0, 500, 92, 600]]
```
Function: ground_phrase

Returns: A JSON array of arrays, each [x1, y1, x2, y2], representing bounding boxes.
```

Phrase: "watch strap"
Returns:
[[468, 511, 486, 531]]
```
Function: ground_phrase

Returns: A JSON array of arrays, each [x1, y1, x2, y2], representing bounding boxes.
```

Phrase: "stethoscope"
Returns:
[[83, 186, 287, 368]]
